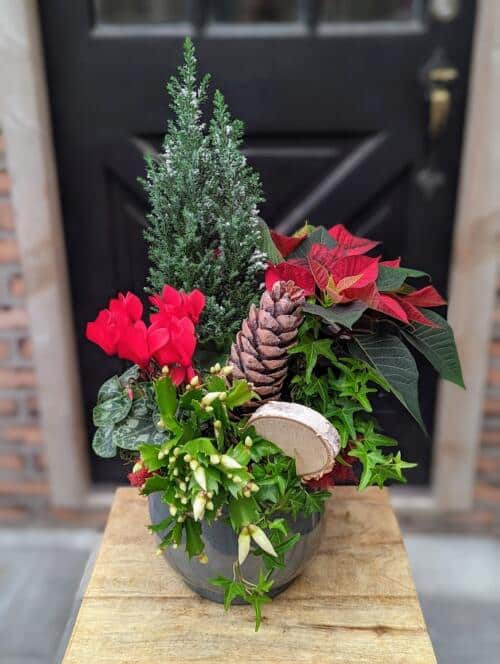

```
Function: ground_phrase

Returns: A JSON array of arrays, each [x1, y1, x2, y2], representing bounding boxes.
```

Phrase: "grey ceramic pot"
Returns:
[[148, 491, 323, 604]]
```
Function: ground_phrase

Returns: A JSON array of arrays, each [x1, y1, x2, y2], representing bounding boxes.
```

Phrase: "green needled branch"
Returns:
[[141, 38, 265, 350]]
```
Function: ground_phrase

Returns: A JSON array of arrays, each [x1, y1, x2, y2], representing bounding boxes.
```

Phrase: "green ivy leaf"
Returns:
[[350, 333, 426, 432], [228, 496, 260, 529], [248, 593, 271, 631], [288, 338, 338, 382], [400, 309, 464, 388], [93, 393, 132, 427], [249, 438, 282, 462], [185, 518, 204, 558], [92, 425, 116, 458], [303, 301, 367, 329], [230, 442, 252, 466], [288, 226, 336, 259]]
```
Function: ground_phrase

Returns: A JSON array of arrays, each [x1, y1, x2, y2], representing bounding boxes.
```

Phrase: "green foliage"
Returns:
[[349, 333, 426, 432], [141, 38, 265, 347], [92, 369, 166, 457], [288, 329, 417, 488], [303, 301, 367, 330], [400, 308, 464, 388], [118, 369, 330, 630], [287, 225, 336, 259]]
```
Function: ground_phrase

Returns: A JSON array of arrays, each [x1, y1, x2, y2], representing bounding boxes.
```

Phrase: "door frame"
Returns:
[[1, 0, 497, 512]]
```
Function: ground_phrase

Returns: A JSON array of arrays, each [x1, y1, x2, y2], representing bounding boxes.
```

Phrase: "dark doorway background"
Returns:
[[39, 0, 476, 483]]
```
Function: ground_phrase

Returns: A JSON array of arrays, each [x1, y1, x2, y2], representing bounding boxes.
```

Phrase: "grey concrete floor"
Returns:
[[0, 530, 499, 663]]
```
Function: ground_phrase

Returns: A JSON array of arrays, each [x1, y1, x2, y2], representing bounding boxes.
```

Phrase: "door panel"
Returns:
[[39, 0, 476, 483]]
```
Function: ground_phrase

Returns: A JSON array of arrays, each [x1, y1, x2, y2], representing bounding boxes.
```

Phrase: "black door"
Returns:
[[39, 0, 475, 483]]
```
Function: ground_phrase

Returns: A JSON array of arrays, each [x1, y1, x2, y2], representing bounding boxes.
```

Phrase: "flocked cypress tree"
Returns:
[[142, 38, 266, 348]]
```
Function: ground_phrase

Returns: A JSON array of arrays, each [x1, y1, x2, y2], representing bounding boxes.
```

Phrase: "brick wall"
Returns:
[[0, 129, 49, 524]]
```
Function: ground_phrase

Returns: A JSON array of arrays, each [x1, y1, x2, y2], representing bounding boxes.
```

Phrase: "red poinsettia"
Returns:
[[307, 244, 380, 303], [265, 224, 446, 329], [328, 224, 380, 258], [86, 286, 205, 384], [265, 261, 315, 295], [270, 230, 305, 258]]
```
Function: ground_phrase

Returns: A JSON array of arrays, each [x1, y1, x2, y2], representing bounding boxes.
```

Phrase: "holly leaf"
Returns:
[[92, 425, 116, 458], [185, 518, 204, 558], [350, 333, 426, 432], [287, 226, 336, 259], [401, 308, 464, 388], [303, 301, 367, 329], [93, 393, 132, 427], [228, 496, 260, 529]]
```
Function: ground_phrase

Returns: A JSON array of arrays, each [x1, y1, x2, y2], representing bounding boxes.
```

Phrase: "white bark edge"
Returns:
[[248, 401, 341, 480]]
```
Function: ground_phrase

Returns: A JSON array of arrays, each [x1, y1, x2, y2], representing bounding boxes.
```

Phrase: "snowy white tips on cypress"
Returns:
[[248, 401, 340, 480]]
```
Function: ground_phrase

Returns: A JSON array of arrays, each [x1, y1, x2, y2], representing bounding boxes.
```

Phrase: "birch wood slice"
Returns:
[[247, 401, 340, 480]]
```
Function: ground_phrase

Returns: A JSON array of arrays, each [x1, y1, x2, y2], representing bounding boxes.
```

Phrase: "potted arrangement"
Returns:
[[86, 39, 463, 630]]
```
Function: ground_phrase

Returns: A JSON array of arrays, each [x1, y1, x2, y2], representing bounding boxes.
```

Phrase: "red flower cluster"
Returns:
[[86, 286, 205, 385], [266, 225, 445, 327], [127, 460, 153, 488]]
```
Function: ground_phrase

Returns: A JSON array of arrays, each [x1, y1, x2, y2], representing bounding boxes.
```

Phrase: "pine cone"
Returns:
[[229, 280, 305, 409]]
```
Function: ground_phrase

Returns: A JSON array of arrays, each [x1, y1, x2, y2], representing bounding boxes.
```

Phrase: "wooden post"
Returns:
[[0, 1, 90, 506], [433, 0, 500, 510]]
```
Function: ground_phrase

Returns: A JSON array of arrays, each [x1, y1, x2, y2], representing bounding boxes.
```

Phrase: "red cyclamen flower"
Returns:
[[86, 287, 205, 383]]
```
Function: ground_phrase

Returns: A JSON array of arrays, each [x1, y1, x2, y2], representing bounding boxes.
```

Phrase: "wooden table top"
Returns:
[[63, 487, 436, 663]]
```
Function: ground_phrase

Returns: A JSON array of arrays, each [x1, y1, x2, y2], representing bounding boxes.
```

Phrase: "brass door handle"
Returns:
[[428, 66, 458, 138]]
